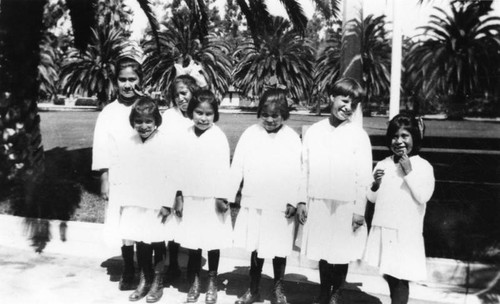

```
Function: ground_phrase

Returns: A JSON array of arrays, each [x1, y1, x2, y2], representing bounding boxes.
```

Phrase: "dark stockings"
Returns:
[[151, 241, 166, 271], [208, 249, 220, 272], [384, 274, 409, 304], [272, 256, 287, 282], [168, 241, 180, 267], [187, 249, 202, 283]]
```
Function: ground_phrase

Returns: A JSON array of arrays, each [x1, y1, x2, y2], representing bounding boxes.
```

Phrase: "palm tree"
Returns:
[[0, 0, 159, 213], [142, 1, 232, 99], [233, 17, 315, 102], [314, 15, 391, 109], [59, 27, 141, 105], [405, 1, 500, 119]]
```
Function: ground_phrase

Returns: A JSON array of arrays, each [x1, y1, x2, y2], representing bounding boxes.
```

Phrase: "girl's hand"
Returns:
[[100, 171, 109, 200], [285, 204, 296, 218], [159, 207, 171, 224], [352, 214, 365, 232], [174, 194, 184, 218], [371, 169, 385, 191], [215, 198, 229, 214], [296, 203, 308, 225], [399, 153, 412, 175]]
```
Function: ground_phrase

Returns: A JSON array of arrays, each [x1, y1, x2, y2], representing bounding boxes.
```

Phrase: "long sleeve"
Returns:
[[404, 159, 435, 205], [353, 129, 373, 215], [92, 112, 111, 171], [227, 130, 247, 203]]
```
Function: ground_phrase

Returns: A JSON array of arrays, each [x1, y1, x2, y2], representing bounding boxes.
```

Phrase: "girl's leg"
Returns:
[[271, 256, 287, 304], [315, 259, 333, 304], [206, 249, 220, 304], [129, 242, 153, 301], [166, 241, 181, 280], [146, 241, 166, 303], [235, 251, 264, 304], [119, 240, 135, 291], [384, 274, 409, 304], [186, 249, 202, 303], [329, 264, 348, 304]]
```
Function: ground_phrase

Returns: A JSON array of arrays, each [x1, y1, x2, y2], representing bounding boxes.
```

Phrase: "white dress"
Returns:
[[108, 130, 178, 244], [174, 125, 233, 251], [92, 100, 135, 247], [229, 124, 306, 259], [159, 107, 193, 135], [299, 119, 373, 264], [364, 155, 435, 281]]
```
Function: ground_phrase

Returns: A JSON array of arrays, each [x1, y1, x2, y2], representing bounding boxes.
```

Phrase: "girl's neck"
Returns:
[[118, 95, 137, 106], [265, 124, 283, 134], [194, 126, 208, 137], [329, 115, 343, 128]]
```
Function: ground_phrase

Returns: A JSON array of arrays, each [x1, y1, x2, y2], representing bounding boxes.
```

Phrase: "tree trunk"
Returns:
[[0, 0, 46, 215]]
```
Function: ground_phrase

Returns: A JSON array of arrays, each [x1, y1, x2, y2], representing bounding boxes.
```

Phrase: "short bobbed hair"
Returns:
[[187, 89, 219, 122], [115, 57, 143, 84], [129, 96, 162, 128], [170, 75, 200, 107], [327, 78, 365, 108], [257, 88, 290, 121], [386, 113, 423, 155]]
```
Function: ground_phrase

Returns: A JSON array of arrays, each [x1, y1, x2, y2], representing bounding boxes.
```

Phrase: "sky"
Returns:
[[126, 0, 500, 40]]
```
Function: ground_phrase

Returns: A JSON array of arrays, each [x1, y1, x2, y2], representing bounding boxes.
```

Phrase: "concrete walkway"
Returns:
[[0, 243, 489, 304]]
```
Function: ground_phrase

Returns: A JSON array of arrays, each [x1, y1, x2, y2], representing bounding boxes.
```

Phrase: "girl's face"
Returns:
[[329, 95, 355, 126], [192, 101, 215, 132], [390, 127, 413, 156], [174, 82, 192, 113], [133, 114, 156, 140], [117, 67, 140, 104], [260, 103, 283, 132]]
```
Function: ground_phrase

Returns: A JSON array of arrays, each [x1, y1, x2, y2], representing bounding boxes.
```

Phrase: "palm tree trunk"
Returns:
[[0, 0, 46, 215]]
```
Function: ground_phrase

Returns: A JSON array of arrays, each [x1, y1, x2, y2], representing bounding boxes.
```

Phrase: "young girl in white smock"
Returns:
[[364, 113, 435, 304], [92, 57, 144, 292], [296, 78, 373, 304], [229, 89, 305, 304], [110, 97, 178, 302], [175, 90, 232, 304]]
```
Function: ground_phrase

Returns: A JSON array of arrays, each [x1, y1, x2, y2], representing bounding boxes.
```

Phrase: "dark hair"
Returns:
[[386, 113, 423, 155], [257, 88, 290, 121], [115, 57, 143, 84], [129, 96, 162, 127], [187, 89, 219, 122], [327, 78, 365, 108], [170, 75, 200, 107]]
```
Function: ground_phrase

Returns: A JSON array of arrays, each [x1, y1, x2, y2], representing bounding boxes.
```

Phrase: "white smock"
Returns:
[[108, 130, 179, 244], [92, 100, 134, 247], [229, 124, 306, 259], [298, 119, 372, 264], [364, 155, 435, 281], [175, 125, 233, 251], [159, 107, 193, 134]]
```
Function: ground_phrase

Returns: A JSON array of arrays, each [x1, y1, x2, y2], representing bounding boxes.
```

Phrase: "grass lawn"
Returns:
[[1, 110, 499, 261]]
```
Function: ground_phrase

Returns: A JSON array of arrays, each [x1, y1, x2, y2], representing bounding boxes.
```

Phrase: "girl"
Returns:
[[174, 89, 232, 304], [92, 57, 151, 292], [110, 97, 178, 302], [229, 89, 305, 304], [364, 114, 435, 304], [159, 74, 200, 282], [296, 78, 373, 304]]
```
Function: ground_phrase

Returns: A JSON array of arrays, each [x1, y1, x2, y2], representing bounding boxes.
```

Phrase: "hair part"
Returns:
[[129, 96, 162, 128], [115, 56, 143, 84], [327, 78, 365, 108], [257, 88, 290, 121], [170, 75, 200, 107], [187, 89, 220, 122], [386, 113, 423, 155]]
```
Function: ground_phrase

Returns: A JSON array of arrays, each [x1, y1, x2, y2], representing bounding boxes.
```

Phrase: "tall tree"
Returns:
[[233, 17, 314, 102], [406, 1, 500, 119]]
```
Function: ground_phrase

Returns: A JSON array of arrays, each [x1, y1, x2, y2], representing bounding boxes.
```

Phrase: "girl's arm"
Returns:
[[296, 130, 311, 225], [227, 130, 248, 203], [353, 130, 373, 216], [404, 159, 435, 205]]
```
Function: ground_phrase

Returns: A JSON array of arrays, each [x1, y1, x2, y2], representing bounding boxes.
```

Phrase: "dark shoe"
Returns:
[[129, 272, 152, 301], [235, 289, 260, 304], [186, 275, 201, 303], [119, 274, 135, 291], [205, 271, 218, 304], [328, 289, 342, 304], [145, 272, 163, 303], [270, 280, 288, 304]]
